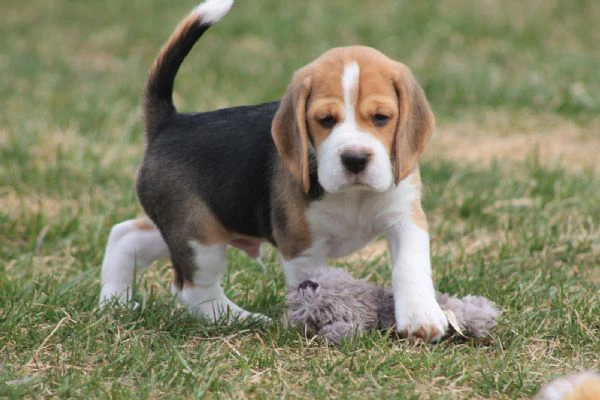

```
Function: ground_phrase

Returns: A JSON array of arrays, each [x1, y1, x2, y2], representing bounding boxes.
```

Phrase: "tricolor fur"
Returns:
[[100, 0, 448, 340]]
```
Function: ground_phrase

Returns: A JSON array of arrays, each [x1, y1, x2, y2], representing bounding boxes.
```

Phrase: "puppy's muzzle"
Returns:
[[341, 151, 371, 174]]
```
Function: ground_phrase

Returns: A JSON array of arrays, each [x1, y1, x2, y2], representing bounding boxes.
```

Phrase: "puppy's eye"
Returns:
[[317, 115, 337, 129], [372, 114, 390, 127]]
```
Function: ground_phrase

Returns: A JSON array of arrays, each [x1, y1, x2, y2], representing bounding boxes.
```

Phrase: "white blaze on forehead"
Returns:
[[341, 62, 360, 124], [317, 60, 392, 193]]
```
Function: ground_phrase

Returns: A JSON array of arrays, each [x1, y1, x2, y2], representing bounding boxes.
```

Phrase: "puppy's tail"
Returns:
[[143, 0, 234, 137]]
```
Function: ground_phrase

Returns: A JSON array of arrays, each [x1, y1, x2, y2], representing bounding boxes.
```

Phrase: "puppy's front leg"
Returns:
[[386, 216, 447, 341]]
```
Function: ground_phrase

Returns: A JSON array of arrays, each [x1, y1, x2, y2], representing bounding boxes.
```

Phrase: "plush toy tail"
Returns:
[[436, 293, 502, 338]]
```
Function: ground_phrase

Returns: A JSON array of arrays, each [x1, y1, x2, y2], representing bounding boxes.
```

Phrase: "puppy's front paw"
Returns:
[[395, 297, 448, 341]]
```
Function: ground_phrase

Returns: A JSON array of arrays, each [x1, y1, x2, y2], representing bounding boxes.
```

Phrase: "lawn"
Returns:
[[1, 0, 599, 398]]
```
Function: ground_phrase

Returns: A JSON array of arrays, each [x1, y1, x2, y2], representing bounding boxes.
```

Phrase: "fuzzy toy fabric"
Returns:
[[285, 267, 501, 343]]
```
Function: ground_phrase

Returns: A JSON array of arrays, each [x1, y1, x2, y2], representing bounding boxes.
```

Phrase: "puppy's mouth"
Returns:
[[317, 167, 391, 194], [339, 173, 379, 191], [346, 174, 369, 186]]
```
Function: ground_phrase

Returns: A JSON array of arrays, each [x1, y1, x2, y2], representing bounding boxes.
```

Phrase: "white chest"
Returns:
[[304, 187, 413, 259]]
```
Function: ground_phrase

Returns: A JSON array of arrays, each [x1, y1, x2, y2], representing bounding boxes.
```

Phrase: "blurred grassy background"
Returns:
[[2, 0, 600, 121], [1, 0, 599, 398]]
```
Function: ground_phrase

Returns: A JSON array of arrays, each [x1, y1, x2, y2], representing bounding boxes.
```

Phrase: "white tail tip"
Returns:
[[193, 0, 234, 25]]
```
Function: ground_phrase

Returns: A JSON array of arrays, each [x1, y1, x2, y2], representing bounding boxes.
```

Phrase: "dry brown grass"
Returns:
[[0, 188, 78, 220], [426, 113, 600, 172]]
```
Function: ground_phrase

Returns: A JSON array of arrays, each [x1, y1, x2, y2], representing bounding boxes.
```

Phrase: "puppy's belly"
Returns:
[[325, 234, 376, 259], [229, 238, 262, 259], [228, 233, 375, 261]]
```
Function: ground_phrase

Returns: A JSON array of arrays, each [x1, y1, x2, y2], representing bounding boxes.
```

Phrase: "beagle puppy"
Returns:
[[99, 0, 448, 340]]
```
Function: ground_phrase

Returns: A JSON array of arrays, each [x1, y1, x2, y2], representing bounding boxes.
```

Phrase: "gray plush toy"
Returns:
[[285, 267, 501, 343]]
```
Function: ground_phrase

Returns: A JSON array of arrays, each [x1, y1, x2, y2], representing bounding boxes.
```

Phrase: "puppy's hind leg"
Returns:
[[99, 217, 170, 307], [171, 240, 270, 323]]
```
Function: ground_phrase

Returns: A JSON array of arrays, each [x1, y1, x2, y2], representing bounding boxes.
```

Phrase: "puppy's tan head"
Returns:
[[272, 46, 434, 194]]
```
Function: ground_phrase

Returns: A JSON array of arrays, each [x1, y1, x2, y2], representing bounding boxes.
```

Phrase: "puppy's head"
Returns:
[[272, 46, 435, 194]]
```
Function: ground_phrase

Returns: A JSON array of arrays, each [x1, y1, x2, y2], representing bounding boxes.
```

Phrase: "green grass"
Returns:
[[1, 0, 599, 398]]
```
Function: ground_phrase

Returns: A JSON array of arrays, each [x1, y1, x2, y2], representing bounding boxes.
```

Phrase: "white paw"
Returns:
[[99, 284, 131, 309], [175, 284, 271, 324], [395, 296, 448, 341], [188, 301, 271, 324], [238, 310, 272, 324]]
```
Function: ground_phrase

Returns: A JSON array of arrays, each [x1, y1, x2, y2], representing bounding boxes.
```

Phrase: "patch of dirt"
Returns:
[[0, 189, 78, 219], [425, 112, 600, 172], [589, 267, 600, 284]]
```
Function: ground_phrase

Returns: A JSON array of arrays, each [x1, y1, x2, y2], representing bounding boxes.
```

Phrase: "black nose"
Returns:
[[341, 151, 370, 173], [298, 280, 319, 292]]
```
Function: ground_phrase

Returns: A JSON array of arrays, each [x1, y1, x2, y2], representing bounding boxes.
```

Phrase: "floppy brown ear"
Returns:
[[272, 72, 312, 194], [392, 63, 435, 184]]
